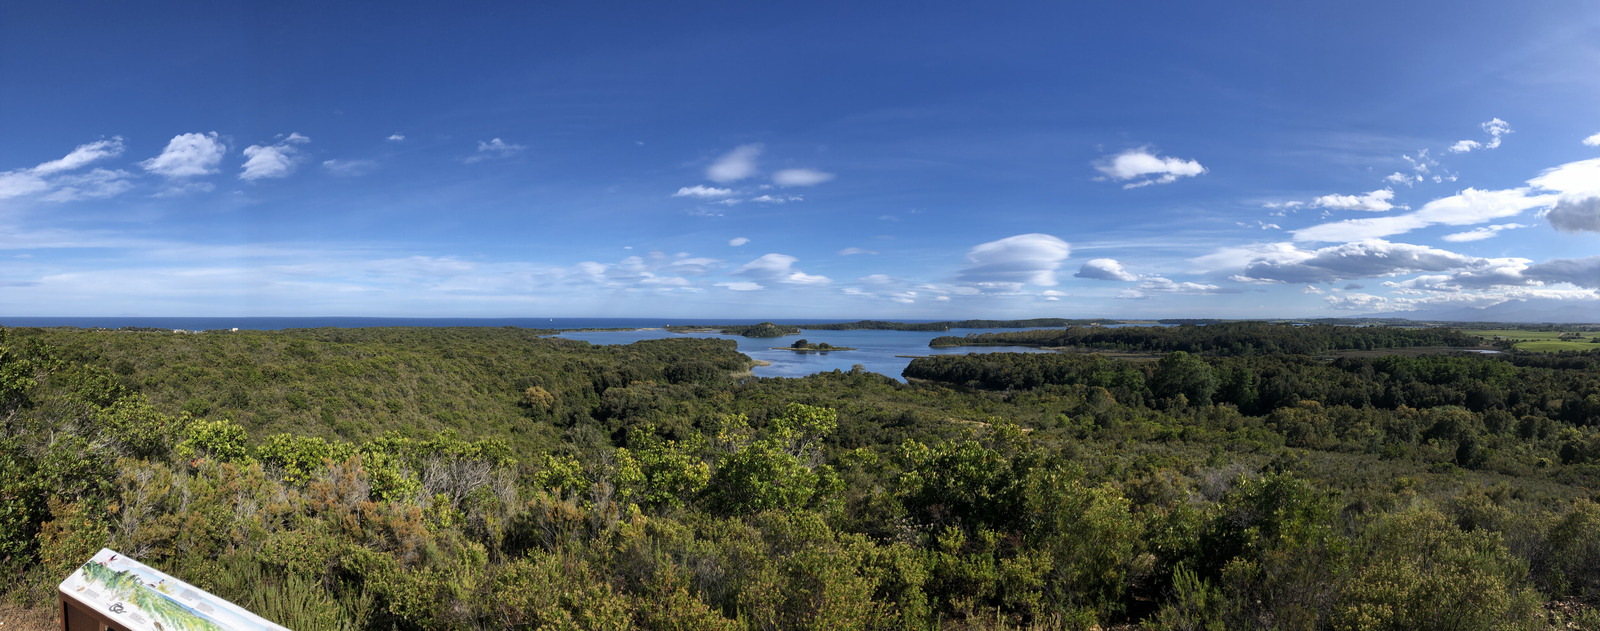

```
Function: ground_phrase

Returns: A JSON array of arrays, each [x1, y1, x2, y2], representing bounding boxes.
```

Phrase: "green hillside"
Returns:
[[4, 325, 1599, 630]]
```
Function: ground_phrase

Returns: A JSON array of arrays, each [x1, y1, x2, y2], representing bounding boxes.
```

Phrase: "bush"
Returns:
[[1334, 509, 1539, 630]]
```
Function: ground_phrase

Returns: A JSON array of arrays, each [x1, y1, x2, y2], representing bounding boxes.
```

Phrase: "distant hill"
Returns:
[[1368, 297, 1600, 324]]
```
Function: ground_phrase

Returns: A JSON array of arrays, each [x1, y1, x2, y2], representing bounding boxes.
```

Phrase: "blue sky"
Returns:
[[2, 1, 1598, 319]]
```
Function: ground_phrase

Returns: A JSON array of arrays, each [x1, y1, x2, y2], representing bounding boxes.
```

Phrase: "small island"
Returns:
[[773, 338, 856, 352]]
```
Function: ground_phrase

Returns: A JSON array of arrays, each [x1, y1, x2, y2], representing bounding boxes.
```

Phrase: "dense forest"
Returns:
[[799, 319, 1108, 332], [3, 324, 1599, 630], [929, 321, 1485, 355]]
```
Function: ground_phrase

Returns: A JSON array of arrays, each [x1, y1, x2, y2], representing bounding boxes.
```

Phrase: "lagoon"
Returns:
[[556, 327, 1057, 382]]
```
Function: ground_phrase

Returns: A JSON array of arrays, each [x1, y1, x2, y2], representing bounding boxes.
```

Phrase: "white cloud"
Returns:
[[1118, 277, 1229, 299], [786, 271, 831, 285], [141, 132, 227, 178], [1293, 187, 1556, 242], [1375, 255, 1600, 293], [956, 233, 1071, 288], [239, 145, 302, 180], [387, 133, 406, 142], [0, 171, 49, 200], [1326, 293, 1392, 311], [467, 138, 524, 163], [729, 237, 750, 246], [707, 144, 762, 183], [322, 159, 376, 177], [734, 253, 831, 285], [240, 133, 311, 181], [1192, 242, 1306, 274], [838, 247, 878, 256], [674, 185, 734, 198], [32, 138, 125, 175], [1527, 158, 1600, 198], [1547, 196, 1600, 233], [1095, 148, 1206, 189], [40, 169, 135, 202], [751, 194, 802, 203], [1074, 258, 1138, 281], [1446, 119, 1511, 153], [0, 138, 132, 201], [1232, 239, 1489, 284], [1441, 223, 1528, 242], [1384, 172, 1420, 186], [841, 274, 930, 304], [772, 168, 834, 186], [716, 281, 764, 291], [1311, 188, 1398, 212], [1482, 118, 1511, 149], [1584, 133, 1600, 147], [153, 181, 215, 197]]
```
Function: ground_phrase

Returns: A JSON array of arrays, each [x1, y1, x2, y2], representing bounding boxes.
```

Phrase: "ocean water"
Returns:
[[556, 327, 1055, 382]]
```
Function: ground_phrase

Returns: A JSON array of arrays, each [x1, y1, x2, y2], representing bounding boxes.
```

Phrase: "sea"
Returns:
[[0, 316, 1065, 382]]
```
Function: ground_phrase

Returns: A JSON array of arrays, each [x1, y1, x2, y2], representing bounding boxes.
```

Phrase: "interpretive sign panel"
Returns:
[[58, 549, 287, 631]]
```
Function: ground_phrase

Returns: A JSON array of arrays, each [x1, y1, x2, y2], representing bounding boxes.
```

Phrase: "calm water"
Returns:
[[556, 327, 1056, 382]]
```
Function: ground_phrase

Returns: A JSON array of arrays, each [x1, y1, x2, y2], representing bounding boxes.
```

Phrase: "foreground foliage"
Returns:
[[3, 324, 1599, 630]]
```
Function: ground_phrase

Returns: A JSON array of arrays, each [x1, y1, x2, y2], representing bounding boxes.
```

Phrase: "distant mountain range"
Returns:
[[1367, 298, 1600, 324]]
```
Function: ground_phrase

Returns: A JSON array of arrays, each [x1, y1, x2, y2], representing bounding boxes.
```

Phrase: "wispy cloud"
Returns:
[[838, 247, 877, 256], [0, 171, 49, 200], [1311, 188, 1399, 212], [387, 133, 406, 142], [729, 237, 750, 246], [772, 168, 834, 186], [40, 169, 135, 201], [674, 185, 733, 198], [1297, 157, 1600, 242], [707, 144, 762, 183], [734, 253, 830, 285], [1095, 148, 1206, 189], [322, 159, 376, 177], [32, 137, 125, 175], [1294, 187, 1554, 242], [0, 138, 133, 202], [716, 281, 763, 291], [466, 138, 525, 163], [1118, 277, 1231, 299], [1441, 223, 1528, 242]]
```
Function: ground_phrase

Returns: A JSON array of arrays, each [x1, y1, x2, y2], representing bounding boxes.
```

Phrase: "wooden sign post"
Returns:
[[57, 549, 287, 631]]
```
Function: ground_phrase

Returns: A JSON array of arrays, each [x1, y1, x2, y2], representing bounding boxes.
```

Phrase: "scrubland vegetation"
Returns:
[[3, 324, 1599, 630]]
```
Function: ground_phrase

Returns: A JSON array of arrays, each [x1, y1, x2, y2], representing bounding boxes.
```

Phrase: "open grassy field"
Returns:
[[1465, 329, 1600, 352]]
